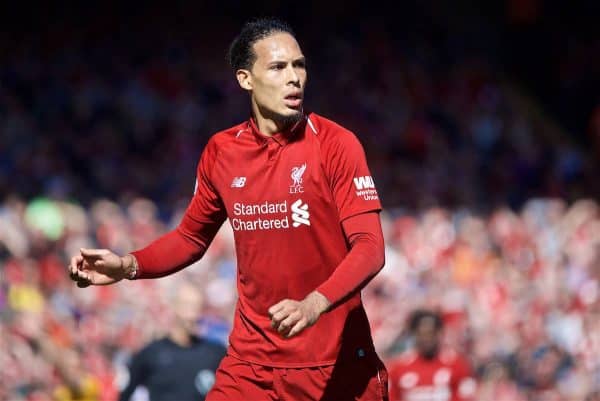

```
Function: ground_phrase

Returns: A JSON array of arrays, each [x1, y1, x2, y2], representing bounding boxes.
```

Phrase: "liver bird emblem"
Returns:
[[291, 163, 307, 186]]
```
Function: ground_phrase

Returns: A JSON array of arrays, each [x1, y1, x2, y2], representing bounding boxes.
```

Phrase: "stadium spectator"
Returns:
[[1, 195, 598, 400]]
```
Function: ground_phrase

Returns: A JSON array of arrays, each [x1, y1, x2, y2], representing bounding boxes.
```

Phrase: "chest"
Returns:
[[396, 362, 457, 392], [213, 137, 331, 218]]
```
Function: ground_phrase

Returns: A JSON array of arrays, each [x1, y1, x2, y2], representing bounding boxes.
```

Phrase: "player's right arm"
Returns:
[[69, 140, 226, 287]]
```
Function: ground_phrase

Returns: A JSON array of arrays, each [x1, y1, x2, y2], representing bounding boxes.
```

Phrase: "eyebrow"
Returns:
[[267, 56, 306, 65]]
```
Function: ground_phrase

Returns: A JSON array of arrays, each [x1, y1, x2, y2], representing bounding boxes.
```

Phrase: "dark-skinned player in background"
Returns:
[[387, 309, 476, 401]]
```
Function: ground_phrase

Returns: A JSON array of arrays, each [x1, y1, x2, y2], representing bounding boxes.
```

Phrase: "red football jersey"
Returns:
[[187, 112, 382, 366], [388, 349, 477, 401]]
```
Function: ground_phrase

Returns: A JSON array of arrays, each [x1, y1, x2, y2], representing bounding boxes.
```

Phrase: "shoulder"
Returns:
[[129, 338, 166, 363], [308, 113, 359, 143], [308, 113, 367, 162], [200, 121, 249, 158], [140, 338, 169, 352], [191, 336, 227, 354], [388, 350, 419, 370], [210, 121, 249, 146], [439, 348, 457, 364], [195, 122, 248, 171], [188, 338, 227, 366], [202, 337, 227, 350], [439, 348, 472, 369]]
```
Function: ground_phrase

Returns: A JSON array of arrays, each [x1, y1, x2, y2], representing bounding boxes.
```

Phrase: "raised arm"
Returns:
[[69, 139, 227, 287]]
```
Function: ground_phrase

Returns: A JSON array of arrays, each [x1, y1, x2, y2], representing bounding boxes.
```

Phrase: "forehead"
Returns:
[[252, 32, 303, 64]]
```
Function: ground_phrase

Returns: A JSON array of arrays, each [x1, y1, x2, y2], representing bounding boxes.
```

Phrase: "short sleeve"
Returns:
[[324, 131, 382, 221]]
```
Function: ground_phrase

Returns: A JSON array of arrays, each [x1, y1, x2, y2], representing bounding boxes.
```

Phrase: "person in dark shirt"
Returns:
[[119, 281, 226, 401]]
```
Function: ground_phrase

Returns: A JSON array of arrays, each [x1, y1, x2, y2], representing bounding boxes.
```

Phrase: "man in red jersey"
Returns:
[[69, 17, 388, 401], [387, 310, 477, 401]]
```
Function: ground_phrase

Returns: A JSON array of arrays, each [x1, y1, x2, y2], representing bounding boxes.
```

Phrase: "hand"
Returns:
[[268, 291, 331, 338], [68, 248, 129, 287]]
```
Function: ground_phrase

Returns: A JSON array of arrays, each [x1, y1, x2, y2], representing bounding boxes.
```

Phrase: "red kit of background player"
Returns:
[[387, 310, 476, 401]]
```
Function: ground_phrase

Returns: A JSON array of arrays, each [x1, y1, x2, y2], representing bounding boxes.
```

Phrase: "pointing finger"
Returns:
[[69, 263, 85, 281], [80, 248, 109, 259], [69, 255, 83, 274]]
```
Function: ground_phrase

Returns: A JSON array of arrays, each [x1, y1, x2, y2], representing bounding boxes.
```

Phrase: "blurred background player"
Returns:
[[387, 309, 477, 401], [119, 280, 226, 401]]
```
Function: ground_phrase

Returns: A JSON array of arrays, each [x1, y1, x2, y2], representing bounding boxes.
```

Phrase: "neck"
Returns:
[[169, 327, 192, 347], [255, 116, 280, 136], [251, 102, 302, 136]]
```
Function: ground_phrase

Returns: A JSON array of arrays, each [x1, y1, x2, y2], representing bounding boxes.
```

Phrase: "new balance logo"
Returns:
[[353, 176, 375, 190], [231, 177, 246, 188], [291, 199, 310, 227]]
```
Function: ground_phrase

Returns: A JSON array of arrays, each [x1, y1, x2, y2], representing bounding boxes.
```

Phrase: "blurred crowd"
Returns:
[[1, 8, 599, 214], [1, 4, 599, 401], [0, 196, 237, 401], [1, 195, 598, 400]]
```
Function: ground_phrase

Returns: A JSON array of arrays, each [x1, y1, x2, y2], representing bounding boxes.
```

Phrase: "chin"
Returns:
[[277, 110, 303, 127]]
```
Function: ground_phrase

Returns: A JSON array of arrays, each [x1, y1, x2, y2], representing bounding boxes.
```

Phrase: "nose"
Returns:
[[287, 65, 300, 86]]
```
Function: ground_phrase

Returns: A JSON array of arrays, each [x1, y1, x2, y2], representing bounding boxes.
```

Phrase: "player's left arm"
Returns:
[[269, 211, 384, 337], [315, 211, 384, 303], [269, 129, 384, 337]]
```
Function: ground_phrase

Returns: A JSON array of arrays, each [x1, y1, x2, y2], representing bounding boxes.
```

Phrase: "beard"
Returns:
[[276, 111, 303, 129], [420, 345, 439, 360], [257, 102, 304, 131]]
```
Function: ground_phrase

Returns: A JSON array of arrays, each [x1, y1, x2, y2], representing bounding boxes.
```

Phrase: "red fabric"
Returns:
[[317, 212, 385, 305], [388, 349, 476, 401], [132, 228, 202, 278], [207, 354, 388, 401], [133, 112, 384, 367]]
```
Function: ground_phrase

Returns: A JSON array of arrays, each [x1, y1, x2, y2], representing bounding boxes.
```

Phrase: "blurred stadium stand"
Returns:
[[1, 2, 598, 400]]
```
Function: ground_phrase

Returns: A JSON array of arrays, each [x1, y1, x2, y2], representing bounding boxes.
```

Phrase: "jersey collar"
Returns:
[[248, 112, 307, 146]]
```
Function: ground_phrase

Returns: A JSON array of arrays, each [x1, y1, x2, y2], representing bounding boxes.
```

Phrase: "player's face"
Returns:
[[245, 32, 307, 126], [173, 285, 203, 334], [414, 317, 441, 359]]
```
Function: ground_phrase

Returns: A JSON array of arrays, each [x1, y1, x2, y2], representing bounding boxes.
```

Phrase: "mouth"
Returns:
[[284, 93, 303, 109]]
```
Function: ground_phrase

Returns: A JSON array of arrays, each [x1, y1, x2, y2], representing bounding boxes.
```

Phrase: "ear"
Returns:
[[236, 69, 252, 91]]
